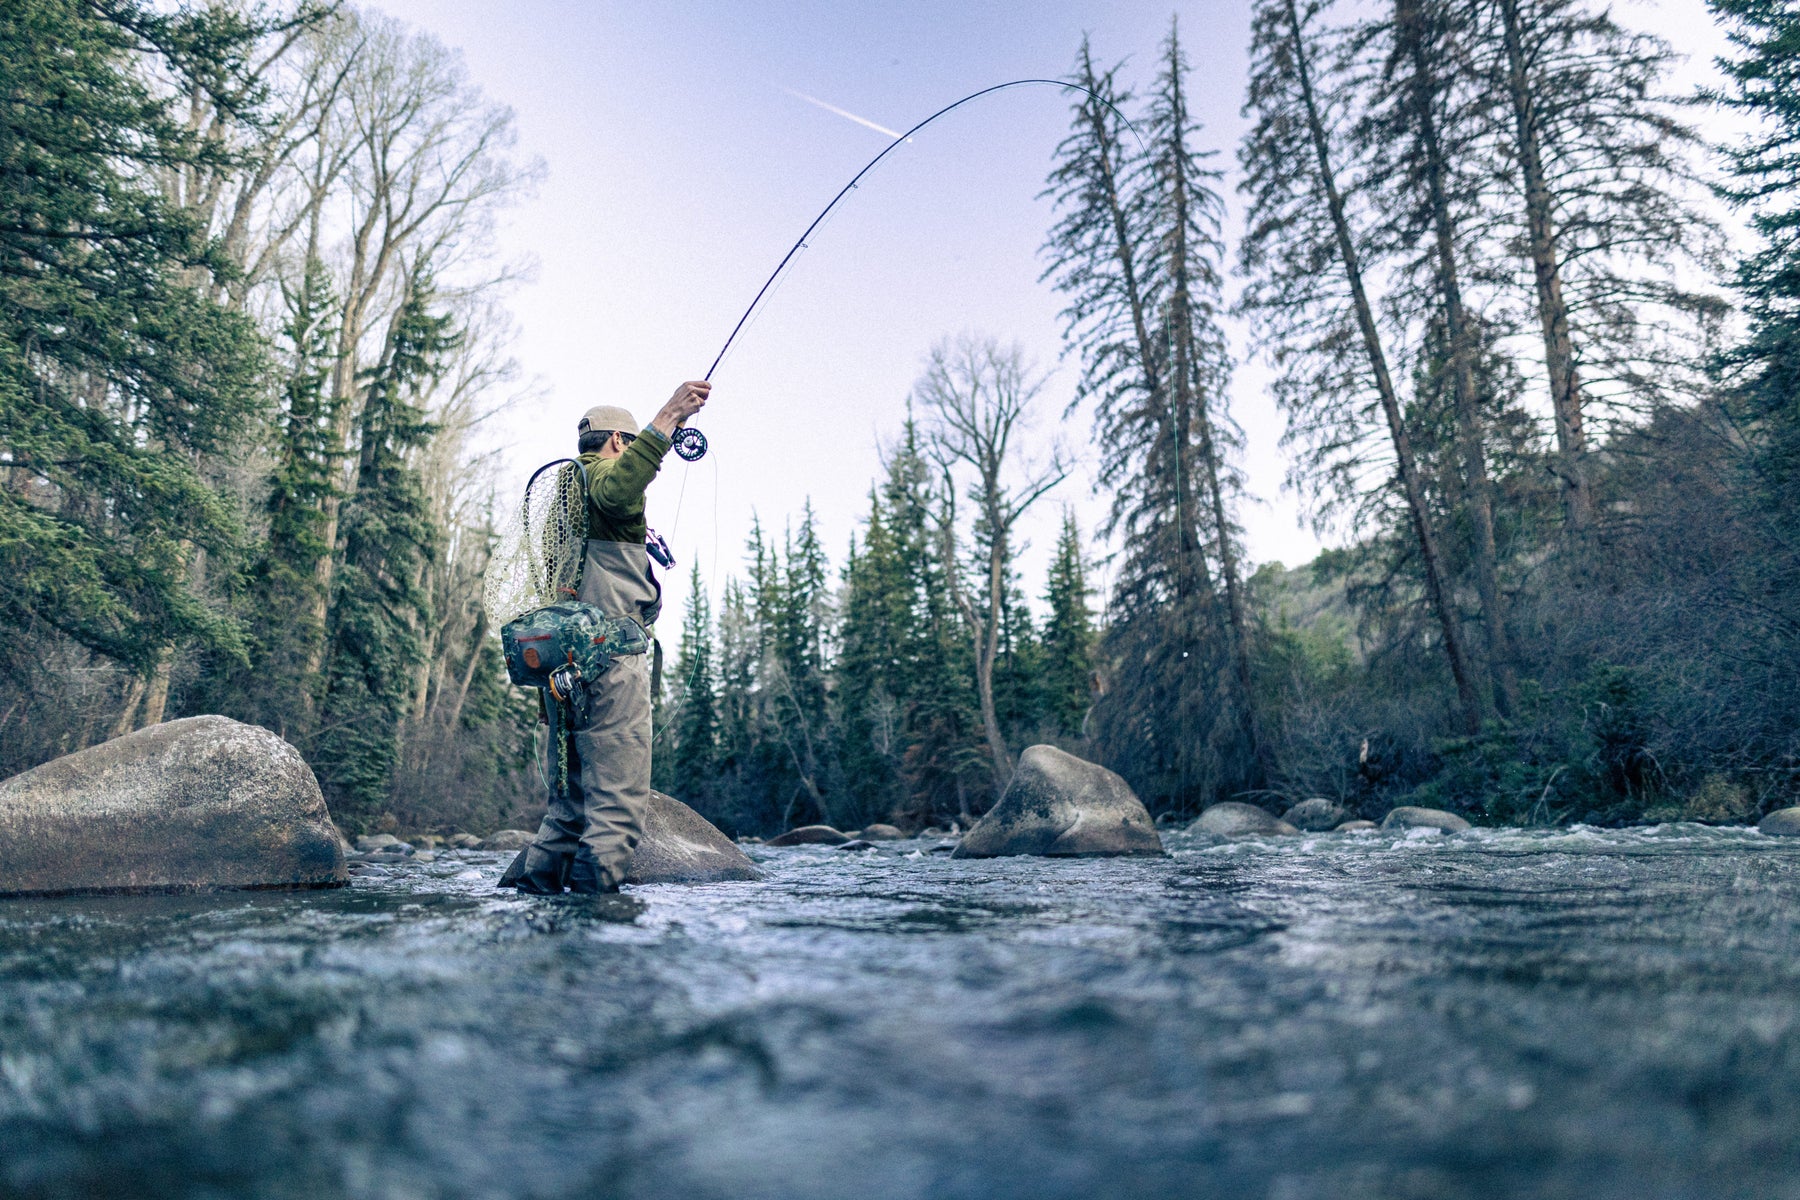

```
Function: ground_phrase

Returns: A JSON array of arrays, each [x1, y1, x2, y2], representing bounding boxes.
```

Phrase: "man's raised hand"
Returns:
[[652, 381, 710, 436]]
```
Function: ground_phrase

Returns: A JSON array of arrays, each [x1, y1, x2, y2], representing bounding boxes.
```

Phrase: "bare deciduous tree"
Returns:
[[918, 336, 1067, 794]]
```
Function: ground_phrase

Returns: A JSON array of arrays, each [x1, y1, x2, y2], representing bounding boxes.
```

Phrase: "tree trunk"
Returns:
[[975, 526, 1014, 795], [1282, 0, 1484, 732], [1159, 53, 1266, 776], [1398, 0, 1519, 718], [140, 647, 175, 727], [1497, 0, 1591, 531]]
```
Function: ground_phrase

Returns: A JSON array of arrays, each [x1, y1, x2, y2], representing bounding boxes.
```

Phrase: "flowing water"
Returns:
[[3, 824, 1800, 1200]]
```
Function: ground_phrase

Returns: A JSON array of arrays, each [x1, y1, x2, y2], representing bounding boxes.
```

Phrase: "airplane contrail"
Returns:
[[780, 87, 911, 142]]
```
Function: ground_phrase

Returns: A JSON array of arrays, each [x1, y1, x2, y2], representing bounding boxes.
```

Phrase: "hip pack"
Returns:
[[500, 600, 649, 691]]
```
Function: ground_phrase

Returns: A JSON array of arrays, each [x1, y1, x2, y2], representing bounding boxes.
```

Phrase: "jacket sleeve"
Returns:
[[588, 426, 672, 518]]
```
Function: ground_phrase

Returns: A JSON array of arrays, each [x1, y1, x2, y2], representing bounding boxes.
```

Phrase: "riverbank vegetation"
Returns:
[[2, 0, 1796, 834]]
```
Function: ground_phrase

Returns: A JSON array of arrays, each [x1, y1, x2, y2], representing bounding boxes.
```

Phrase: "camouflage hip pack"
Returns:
[[500, 601, 649, 692]]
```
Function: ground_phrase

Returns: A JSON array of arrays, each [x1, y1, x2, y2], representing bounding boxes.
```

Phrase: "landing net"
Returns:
[[482, 458, 588, 627]]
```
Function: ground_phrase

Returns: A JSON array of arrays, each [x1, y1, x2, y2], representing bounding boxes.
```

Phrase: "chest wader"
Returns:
[[503, 537, 663, 895]]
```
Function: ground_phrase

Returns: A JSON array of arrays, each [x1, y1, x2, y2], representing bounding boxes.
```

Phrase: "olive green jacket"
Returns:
[[578, 425, 672, 543]]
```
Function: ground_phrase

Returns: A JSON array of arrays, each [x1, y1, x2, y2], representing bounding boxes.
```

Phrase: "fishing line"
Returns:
[[701, 77, 1148, 385], [651, 77, 1178, 769]]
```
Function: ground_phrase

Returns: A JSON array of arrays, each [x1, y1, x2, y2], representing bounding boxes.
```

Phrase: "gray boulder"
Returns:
[[1758, 807, 1800, 837], [1190, 802, 1298, 837], [624, 791, 761, 883], [860, 823, 907, 841], [0, 715, 345, 897], [1335, 820, 1378, 832], [1380, 806, 1472, 833], [499, 792, 760, 886], [479, 829, 535, 851], [1282, 798, 1349, 832], [355, 833, 401, 852], [952, 745, 1163, 859], [768, 824, 851, 847]]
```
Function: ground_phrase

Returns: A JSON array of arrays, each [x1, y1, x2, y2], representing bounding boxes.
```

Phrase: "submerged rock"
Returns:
[[1282, 798, 1349, 832], [0, 715, 346, 897], [860, 823, 907, 841], [478, 830, 535, 851], [498, 792, 761, 886], [768, 825, 851, 847], [836, 840, 877, 852], [1335, 820, 1378, 832], [1191, 802, 1298, 837], [952, 745, 1163, 859], [1381, 806, 1472, 833], [1758, 807, 1800, 837]]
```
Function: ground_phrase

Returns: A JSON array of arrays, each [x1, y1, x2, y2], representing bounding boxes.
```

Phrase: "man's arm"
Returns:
[[589, 380, 712, 516], [589, 426, 671, 517]]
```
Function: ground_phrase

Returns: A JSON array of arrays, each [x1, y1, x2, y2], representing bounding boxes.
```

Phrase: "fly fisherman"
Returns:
[[508, 380, 711, 894]]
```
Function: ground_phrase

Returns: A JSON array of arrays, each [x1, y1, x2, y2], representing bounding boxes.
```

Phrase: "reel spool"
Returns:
[[672, 426, 708, 461]]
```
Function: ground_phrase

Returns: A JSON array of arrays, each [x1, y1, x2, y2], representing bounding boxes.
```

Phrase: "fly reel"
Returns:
[[672, 426, 707, 462]]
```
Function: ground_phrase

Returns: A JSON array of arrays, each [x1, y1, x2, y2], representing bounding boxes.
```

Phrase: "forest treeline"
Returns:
[[1, 0, 542, 834], [4, 0, 1799, 836]]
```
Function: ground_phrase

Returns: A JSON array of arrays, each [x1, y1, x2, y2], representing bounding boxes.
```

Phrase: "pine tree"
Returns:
[[834, 493, 910, 823], [667, 561, 718, 803], [314, 271, 455, 830], [1041, 25, 1256, 808], [233, 255, 342, 738], [1238, 0, 1486, 731], [1039, 510, 1096, 739], [0, 0, 268, 683], [1356, 0, 1520, 715]]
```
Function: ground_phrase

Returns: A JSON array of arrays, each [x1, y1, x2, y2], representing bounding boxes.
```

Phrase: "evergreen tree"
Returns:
[[0, 0, 268, 685], [834, 495, 911, 823], [314, 272, 455, 830], [667, 562, 718, 803], [1712, 0, 1800, 654], [1714, 0, 1800, 518], [1238, 0, 1486, 732], [1039, 510, 1096, 739], [233, 255, 342, 738], [1041, 25, 1254, 809]]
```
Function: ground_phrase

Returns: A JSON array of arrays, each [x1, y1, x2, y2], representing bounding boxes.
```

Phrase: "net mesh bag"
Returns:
[[482, 458, 589, 628]]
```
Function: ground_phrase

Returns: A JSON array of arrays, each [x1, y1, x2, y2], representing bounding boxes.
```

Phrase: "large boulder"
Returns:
[[500, 791, 760, 886], [1381, 805, 1472, 833], [1759, 807, 1800, 837], [1282, 798, 1349, 832], [767, 824, 851, 847], [952, 745, 1163, 859], [0, 715, 346, 897], [625, 792, 761, 883], [859, 823, 907, 841], [478, 829, 535, 851], [1190, 802, 1298, 837]]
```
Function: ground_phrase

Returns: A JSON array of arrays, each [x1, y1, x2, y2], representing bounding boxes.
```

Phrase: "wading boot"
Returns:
[[567, 848, 619, 895], [511, 845, 574, 895]]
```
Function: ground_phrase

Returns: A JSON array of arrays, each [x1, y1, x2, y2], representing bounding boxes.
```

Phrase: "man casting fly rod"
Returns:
[[497, 380, 710, 895]]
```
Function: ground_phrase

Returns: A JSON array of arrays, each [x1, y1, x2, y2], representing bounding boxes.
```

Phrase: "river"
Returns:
[[3, 823, 1799, 1199]]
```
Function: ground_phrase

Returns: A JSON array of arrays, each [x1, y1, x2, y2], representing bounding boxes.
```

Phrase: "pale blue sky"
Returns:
[[373, 0, 1730, 637]]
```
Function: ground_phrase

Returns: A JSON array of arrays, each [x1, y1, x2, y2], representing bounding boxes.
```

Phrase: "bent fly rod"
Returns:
[[664, 77, 1146, 463]]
